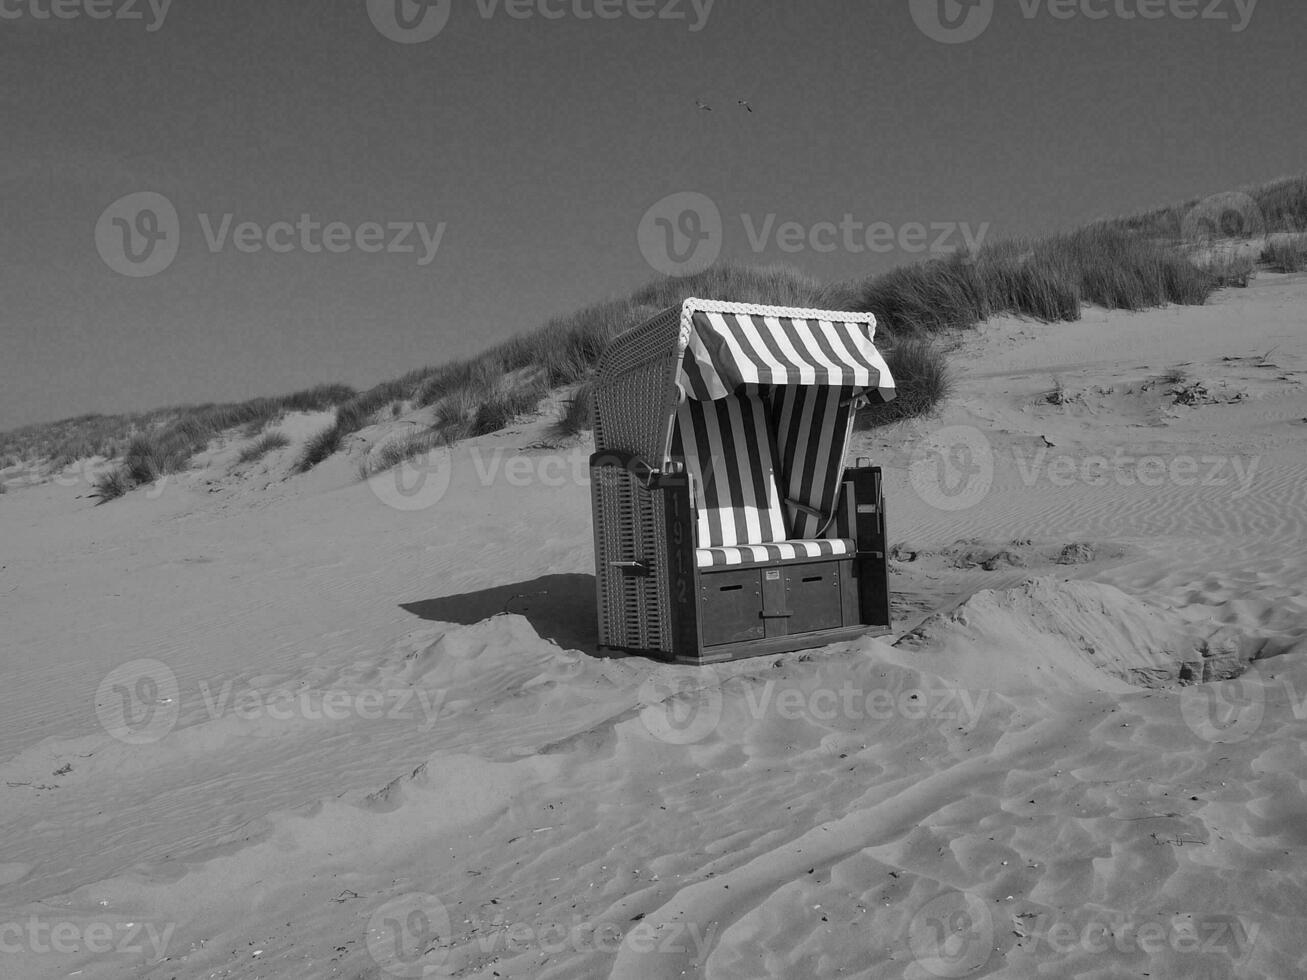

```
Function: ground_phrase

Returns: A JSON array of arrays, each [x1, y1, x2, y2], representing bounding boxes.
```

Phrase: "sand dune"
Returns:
[[3, 273, 1307, 978]]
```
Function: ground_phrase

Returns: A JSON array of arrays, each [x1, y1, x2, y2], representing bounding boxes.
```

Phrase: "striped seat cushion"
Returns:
[[696, 538, 854, 569], [673, 393, 787, 548]]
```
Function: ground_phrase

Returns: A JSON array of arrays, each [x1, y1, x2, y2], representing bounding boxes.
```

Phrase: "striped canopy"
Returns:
[[678, 306, 896, 402]]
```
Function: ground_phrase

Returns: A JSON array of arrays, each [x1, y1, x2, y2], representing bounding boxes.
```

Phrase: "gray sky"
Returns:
[[2, 0, 1301, 429]]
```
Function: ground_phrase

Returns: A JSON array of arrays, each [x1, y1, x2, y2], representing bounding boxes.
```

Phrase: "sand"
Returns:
[[1, 272, 1306, 979]]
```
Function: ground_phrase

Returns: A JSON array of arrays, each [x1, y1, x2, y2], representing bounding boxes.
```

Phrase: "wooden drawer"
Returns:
[[784, 562, 846, 634], [699, 558, 853, 648], [699, 568, 765, 646]]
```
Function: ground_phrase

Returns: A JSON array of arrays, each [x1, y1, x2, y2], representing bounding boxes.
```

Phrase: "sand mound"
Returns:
[[897, 577, 1263, 692]]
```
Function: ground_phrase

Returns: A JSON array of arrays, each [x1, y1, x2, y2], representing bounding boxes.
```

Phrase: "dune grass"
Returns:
[[356, 428, 450, 480], [91, 466, 131, 502], [83, 384, 357, 493], [295, 424, 346, 473], [1250, 177, 1307, 231], [857, 336, 955, 428], [836, 224, 1217, 342], [290, 365, 477, 473], [1262, 236, 1307, 273], [2, 412, 153, 472], [3, 385, 356, 474], [1198, 250, 1257, 288], [363, 264, 831, 461], [472, 376, 551, 437], [236, 431, 291, 465], [12, 176, 1306, 492], [1109, 175, 1307, 242], [558, 383, 594, 438]]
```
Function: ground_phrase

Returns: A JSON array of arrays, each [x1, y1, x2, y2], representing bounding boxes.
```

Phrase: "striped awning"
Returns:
[[678, 306, 896, 402]]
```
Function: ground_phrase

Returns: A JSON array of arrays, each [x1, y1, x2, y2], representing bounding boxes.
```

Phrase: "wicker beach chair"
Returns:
[[589, 298, 896, 664]]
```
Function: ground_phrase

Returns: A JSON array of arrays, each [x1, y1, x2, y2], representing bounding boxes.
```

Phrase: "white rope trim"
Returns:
[[681, 298, 878, 337]]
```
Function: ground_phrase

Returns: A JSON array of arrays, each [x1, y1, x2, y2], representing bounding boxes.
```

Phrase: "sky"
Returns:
[[2, 0, 1304, 430]]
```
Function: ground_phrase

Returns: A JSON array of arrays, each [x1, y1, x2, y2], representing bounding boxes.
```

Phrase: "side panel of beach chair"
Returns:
[[589, 459, 672, 652], [589, 306, 683, 656], [828, 462, 892, 632]]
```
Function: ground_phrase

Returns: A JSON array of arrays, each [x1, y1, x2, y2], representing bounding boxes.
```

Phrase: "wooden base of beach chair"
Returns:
[[661, 465, 891, 665], [674, 625, 894, 665], [680, 557, 891, 664], [591, 455, 891, 665]]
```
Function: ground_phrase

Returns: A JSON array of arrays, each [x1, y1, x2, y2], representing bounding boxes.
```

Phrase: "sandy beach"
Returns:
[[1, 267, 1305, 978]]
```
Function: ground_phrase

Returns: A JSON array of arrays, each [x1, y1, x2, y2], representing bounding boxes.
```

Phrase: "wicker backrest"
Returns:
[[591, 304, 684, 463]]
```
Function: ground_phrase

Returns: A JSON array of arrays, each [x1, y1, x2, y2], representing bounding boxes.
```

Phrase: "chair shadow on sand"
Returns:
[[399, 573, 613, 658]]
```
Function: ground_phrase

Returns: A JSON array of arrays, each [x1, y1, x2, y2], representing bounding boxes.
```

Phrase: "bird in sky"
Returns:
[[695, 99, 712, 111], [738, 99, 753, 113]]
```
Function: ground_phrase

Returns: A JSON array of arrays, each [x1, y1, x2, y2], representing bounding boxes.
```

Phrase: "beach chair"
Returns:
[[589, 298, 896, 664]]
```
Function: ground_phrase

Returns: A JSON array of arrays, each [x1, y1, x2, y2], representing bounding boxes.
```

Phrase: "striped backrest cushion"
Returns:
[[672, 393, 788, 548], [770, 385, 858, 538]]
